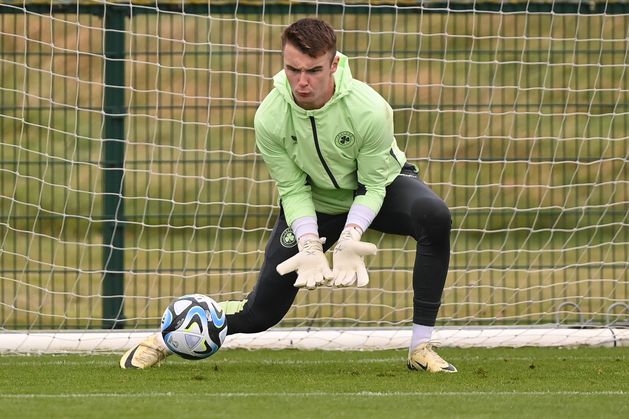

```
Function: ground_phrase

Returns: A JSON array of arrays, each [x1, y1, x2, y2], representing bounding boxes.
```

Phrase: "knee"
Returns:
[[412, 197, 452, 240], [227, 306, 283, 335], [251, 311, 284, 333], [245, 318, 277, 334]]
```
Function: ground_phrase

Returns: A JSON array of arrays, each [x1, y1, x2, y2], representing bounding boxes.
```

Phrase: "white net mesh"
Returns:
[[0, 1, 627, 350]]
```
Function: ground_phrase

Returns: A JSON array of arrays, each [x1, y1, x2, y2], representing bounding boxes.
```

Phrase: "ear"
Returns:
[[330, 54, 339, 73]]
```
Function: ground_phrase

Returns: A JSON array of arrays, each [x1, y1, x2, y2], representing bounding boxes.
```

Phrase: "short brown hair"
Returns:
[[281, 18, 337, 59]]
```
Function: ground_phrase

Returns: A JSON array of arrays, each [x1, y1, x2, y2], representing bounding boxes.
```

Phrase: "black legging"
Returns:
[[226, 165, 451, 334]]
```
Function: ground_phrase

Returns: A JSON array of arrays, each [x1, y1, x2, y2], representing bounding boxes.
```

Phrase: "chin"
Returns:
[[296, 99, 315, 109]]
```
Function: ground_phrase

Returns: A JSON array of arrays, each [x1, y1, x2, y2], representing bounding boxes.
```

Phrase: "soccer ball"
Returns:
[[160, 294, 228, 360]]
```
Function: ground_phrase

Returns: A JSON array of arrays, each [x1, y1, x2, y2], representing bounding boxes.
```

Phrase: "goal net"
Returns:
[[1, 0, 627, 352]]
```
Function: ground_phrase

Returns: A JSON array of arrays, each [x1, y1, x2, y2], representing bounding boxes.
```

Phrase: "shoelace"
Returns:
[[419, 343, 448, 366], [136, 343, 167, 363]]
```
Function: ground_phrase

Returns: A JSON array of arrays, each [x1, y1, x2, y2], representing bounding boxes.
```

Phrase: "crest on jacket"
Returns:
[[334, 131, 355, 148]]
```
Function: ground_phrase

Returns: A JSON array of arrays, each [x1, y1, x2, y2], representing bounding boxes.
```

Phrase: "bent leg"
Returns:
[[225, 210, 345, 335], [225, 212, 300, 334], [370, 169, 452, 327]]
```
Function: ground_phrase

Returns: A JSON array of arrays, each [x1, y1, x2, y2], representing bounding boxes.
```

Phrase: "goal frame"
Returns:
[[2, 327, 629, 354], [1, 0, 627, 352]]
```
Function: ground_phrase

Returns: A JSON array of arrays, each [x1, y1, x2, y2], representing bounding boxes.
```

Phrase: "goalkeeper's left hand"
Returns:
[[331, 226, 377, 287]]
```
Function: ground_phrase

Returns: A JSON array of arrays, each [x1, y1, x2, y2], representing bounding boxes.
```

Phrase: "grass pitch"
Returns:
[[1, 347, 627, 419]]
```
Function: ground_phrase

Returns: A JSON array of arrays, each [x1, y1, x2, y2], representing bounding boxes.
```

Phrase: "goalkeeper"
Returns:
[[121, 18, 456, 373]]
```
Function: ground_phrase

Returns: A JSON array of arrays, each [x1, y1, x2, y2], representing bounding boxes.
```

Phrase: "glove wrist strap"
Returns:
[[341, 226, 363, 240], [298, 236, 325, 252]]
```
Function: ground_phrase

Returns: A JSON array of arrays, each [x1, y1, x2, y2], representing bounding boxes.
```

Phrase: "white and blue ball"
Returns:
[[160, 294, 227, 360]]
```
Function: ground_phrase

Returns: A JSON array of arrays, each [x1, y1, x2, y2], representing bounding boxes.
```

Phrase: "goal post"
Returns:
[[0, 0, 627, 353]]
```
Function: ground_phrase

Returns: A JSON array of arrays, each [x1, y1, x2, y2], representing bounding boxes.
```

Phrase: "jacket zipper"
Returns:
[[309, 116, 340, 189]]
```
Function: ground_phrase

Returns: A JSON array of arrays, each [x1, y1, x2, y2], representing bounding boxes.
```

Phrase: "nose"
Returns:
[[297, 71, 309, 87]]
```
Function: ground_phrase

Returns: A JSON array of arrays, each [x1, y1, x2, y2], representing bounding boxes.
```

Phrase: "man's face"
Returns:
[[283, 42, 339, 110]]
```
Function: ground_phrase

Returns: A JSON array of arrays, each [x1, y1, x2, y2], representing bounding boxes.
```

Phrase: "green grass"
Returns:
[[1, 347, 627, 418]]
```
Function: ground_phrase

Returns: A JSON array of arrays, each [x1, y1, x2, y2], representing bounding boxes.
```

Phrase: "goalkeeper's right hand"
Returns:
[[276, 236, 332, 289]]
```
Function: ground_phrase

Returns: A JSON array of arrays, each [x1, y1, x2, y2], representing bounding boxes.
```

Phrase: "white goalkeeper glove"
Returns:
[[276, 236, 333, 289], [331, 227, 377, 287]]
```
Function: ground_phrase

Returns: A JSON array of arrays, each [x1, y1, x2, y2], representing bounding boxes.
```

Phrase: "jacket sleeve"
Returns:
[[255, 109, 317, 226], [353, 100, 401, 215]]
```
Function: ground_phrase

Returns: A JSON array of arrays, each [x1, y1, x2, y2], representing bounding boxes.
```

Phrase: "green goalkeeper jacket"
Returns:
[[254, 52, 407, 227]]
